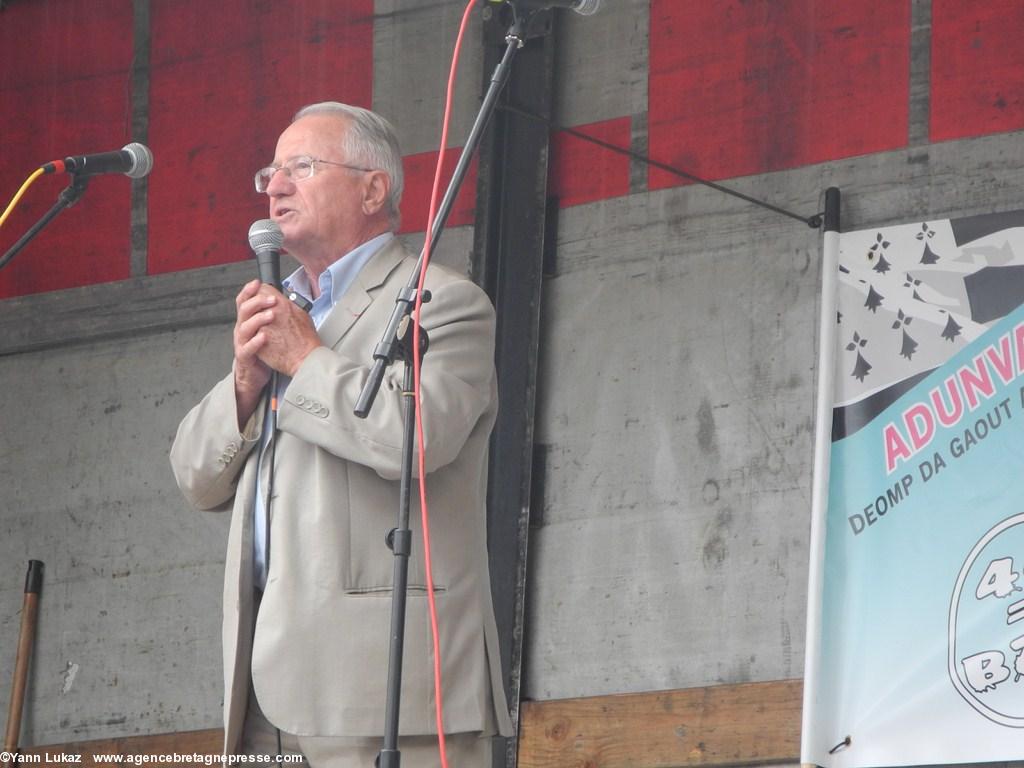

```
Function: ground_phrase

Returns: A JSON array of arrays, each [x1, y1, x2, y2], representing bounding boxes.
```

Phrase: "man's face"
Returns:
[[265, 114, 374, 261]]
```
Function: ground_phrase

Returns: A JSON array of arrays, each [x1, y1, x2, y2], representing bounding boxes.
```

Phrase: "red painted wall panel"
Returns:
[[548, 118, 632, 209], [0, 0, 134, 299], [398, 148, 477, 235], [648, 0, 910, 190], [147, 0, 374, 275], [931, 0, 1024, 142]]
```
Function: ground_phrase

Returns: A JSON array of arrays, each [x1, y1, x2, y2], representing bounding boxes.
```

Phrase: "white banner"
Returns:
[[803, 209, 1024, 767]]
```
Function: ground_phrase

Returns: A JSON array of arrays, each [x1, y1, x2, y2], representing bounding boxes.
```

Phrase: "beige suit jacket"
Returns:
[[170, 238, 512, 752]]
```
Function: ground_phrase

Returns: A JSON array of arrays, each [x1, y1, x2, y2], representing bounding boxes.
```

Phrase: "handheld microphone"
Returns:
[[248, 219, 283, 288], [42, 143, 154, 179], [490, 0, 601, 16]]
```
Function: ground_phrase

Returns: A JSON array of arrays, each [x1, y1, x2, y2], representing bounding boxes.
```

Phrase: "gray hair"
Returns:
[[293, 102, 404, 229]]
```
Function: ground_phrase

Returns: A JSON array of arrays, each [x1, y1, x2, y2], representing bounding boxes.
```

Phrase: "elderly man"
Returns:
[[170, 102, 511, 767]]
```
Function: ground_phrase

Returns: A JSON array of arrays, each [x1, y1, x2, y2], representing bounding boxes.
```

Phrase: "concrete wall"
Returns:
[[0, 326, 229, 739], [2, 0, 1023, 750]]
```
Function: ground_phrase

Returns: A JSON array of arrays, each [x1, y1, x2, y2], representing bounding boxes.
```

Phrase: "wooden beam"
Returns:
[[517, 679, 803, 768]]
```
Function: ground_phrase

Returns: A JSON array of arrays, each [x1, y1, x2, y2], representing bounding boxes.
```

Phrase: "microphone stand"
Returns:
[[0, 173, 89, 272], [365, 9, 531, 768]]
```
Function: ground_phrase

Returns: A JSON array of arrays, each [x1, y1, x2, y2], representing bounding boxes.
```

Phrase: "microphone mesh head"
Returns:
[[248, 219, 284, 255], [575, 0, 600, 14], [122, 143, 154, 179]]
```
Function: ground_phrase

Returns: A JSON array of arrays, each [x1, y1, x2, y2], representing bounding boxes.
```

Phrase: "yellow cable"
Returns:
[[0, 167, 46, 229]]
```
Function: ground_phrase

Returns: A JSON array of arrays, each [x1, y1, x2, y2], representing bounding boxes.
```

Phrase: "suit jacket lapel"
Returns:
[[316, 237, 409, 350]]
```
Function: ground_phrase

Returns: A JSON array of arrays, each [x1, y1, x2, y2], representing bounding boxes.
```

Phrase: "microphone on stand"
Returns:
[[42, 143, 154, 179], [247, 218, 283, 289], [2, 145, 154, 271]]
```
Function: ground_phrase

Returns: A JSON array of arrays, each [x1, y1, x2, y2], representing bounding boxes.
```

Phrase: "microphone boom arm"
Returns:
[[0, 173, 90, 274], [354, 19, 525, 418]]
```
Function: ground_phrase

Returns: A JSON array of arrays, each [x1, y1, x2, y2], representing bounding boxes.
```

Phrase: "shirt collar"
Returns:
[[283, 232, 394, 306]]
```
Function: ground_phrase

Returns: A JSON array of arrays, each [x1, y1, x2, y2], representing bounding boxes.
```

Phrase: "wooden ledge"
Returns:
[[517, 679, 803, 768]]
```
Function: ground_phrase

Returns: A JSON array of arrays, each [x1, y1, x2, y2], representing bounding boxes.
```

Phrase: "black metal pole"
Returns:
[[0, 175, 89, 272], [472, 6, 557, 765], [824, 186, 841, 233], [378, 322, 428, 768]]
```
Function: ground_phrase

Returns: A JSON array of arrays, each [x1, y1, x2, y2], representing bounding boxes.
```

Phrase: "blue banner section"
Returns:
[[813, 301, 1024, 766]]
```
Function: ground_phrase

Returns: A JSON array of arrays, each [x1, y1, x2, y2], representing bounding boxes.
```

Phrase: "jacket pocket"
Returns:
[[344, 462, 445, 593]]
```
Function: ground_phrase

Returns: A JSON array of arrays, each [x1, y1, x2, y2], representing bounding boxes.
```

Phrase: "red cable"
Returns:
[[413, 2, 478, 766]]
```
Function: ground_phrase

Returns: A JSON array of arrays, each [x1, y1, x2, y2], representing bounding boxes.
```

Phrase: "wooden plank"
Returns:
[[518, 679, 802, 768], [19, 728, 222, 767]]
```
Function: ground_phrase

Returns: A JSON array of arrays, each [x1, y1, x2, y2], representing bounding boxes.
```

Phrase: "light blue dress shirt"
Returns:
[[253, 232, 394, 590]]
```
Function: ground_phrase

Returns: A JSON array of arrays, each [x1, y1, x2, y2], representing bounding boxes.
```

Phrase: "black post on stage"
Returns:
[[0, 175, 89, 273], [367, 6, 536, 768], [824, 186, 840, 234]]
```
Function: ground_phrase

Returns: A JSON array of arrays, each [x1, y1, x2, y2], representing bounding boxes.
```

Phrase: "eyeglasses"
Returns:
[[254, 155, 374, 193]]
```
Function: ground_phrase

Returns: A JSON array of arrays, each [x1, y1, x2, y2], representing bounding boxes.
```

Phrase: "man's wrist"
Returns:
[[233, 373, 265, 427], [288, 341, 322, 377]]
